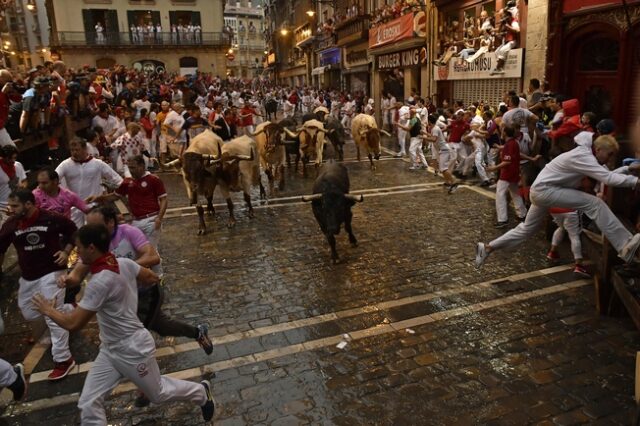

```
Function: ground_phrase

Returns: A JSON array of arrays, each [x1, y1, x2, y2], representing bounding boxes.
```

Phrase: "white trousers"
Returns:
[[397, 129, 407, 154], [131, 215, 161, 249], [490, 186, 633, 253], [78, 329, 206, 425], [551, 211, 583, 260], [0, 358, 16, 387], [18, 271, 71, 362], [495, 179, 527, 223], [462, 143, 489, 181], [409, 137, 428, 166], [496, 41, 516, 61], [449, 143, 468, 172], [0, 128, 15, 147]]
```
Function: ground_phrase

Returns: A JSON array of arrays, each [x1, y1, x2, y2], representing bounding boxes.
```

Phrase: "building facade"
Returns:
[[0, 0, 51, 70], [224, 0, 267, 79], [46, 0, 229, 74], [547, 0, 640, 131]]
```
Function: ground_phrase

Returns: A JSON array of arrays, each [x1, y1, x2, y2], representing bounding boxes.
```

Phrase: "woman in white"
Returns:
[[282, 95, 294, 119], [476, 133, 640, 268]]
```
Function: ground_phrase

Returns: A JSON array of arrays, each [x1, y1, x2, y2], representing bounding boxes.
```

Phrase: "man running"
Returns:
[[33, 224, 215, 424], [475, 133, 640, 268], [0, 190, 77, 380]]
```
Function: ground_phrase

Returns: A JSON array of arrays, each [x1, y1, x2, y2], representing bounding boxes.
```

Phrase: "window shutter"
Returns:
[[191, 12, 201, 26], [127, 11, 136, 28], [82, 9, 94, 44]]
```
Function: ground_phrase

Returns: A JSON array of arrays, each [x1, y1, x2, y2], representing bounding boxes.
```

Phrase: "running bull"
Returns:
[[302, 163, 363, 263], [252, 121, 292, 190], [170, 130, 265, 235], [291, 119, 330, 174], [351, 113, 391, 170]]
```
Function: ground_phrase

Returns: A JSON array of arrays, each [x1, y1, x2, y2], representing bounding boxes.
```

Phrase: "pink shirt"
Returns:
[[33, 186, 88, 218]]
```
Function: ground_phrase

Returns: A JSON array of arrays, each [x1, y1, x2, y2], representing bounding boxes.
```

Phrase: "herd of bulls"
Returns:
[[169, 110, 390, 262]]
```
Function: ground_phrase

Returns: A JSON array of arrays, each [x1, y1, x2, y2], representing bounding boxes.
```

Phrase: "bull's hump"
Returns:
[[186, 130, 223, 156], [303, 119, 325, 130]]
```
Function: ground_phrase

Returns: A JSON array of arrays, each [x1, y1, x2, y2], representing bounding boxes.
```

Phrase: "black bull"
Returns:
[[301, 163, 363, 263], [264, 99, 278, 121]]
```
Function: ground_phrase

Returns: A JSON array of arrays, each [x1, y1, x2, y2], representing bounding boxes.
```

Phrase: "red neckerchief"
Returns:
[[72, 155, 93, 164], [90, 252, 120, 274], [0, 159, 15, 179], [18, 208, 40, 230]]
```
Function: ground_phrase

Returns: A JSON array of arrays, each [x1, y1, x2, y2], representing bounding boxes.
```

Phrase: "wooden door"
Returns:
[[568, 30, 621, 125]]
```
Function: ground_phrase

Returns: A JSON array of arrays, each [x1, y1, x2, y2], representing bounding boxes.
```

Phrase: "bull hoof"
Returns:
[[332, 257, 341, 265], [248, 210, 255, 219], [197, 229, 206, 236], [350, 241, 358, 248], [370, 165, 377, 171], [227, 220, 236, 229]]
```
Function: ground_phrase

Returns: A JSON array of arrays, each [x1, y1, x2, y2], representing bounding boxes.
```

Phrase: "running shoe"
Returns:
[[480, 180, 491, 187], [200, 380, 215, 422], [517, 216, 526, 222], [546, 250, 560, 261], [573, 264, 591, 278], [620, 233, 640, 263], [48, 357, 75, 381], [475, 242, 489, 269], [494, 221, 508, 229], [196, 324, 214, 355], [448, 183, 459, 194], [9, 363, 27, 401]]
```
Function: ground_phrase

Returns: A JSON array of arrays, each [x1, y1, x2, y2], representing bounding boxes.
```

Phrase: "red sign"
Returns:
[[226, 53, 235, 61], [369, 14, 414, 49], [563, 0, 637, 13]]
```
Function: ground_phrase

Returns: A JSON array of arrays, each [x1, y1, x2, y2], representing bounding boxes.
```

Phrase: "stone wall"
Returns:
[[523, 0, 549, 89]]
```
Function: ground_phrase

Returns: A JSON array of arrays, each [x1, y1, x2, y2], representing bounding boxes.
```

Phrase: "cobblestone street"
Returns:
[[0, 140, 638, 425]]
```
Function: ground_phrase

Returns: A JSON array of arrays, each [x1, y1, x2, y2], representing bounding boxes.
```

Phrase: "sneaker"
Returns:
[[494, 221, 508, 229], [448, 183, 459, 194], [395, 152, 405, 158], [200, 380, 215, 422], [620, 234, 640, 263], [475, 242, 489, 269], [8, 363, 27, 401], [546, 250, 560, 261], [134, 392, 151, 408], [480, 180, 491, 187], [488, 183, 497, 189], [408, 166, 418, 171], [48, 357, 75, 381], [196, 324, 214, 355], [573, 264, 591, 278], [516, 216, 526, 222]]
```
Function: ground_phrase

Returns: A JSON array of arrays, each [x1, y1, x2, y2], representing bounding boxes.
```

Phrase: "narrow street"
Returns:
[[0, 139, 637, 425]]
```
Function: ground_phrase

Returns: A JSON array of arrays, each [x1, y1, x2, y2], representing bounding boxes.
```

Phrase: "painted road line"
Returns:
[[163, 182, 445, 215], [463, 184, 497, 200], [164, 186, 447, 218], [24, 264, 573, 385], [4, 279, 590, 416]]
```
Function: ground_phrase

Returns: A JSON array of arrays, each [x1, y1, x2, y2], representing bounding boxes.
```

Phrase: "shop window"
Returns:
[[578, 37, 619, 72]]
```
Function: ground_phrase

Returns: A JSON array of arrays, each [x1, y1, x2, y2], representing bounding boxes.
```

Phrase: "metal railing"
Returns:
[[53, 31, 231, 47]]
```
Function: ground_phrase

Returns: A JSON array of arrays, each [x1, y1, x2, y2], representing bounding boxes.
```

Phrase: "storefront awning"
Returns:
[[311, 66, 327, 76]]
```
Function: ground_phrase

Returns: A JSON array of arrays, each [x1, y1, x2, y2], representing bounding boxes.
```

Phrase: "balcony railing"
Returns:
[[53, 31, 231, 48], [335, 15, 369, 47]]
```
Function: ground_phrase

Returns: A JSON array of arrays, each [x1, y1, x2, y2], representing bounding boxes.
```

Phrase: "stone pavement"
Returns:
[[0, 139, 638, 425]]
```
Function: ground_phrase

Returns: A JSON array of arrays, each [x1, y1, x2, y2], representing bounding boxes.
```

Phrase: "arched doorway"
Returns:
[[565, 24, 621, 124], [96, 57, 116, 69]]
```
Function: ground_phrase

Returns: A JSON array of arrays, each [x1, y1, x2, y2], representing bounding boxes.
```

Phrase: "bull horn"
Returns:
[[380, 129, 392, 137], [284, 128, 299, 138], [301, 193, 323, 202], [344, 194, 364, 202], [202, 154, 223, 163], [161, 158, 182, 170]]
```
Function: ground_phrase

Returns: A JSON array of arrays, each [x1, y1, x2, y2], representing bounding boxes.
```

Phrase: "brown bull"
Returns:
[[252, 121, 291, 190], [175, 130, 264, 235], [351, 113, 391, 170], [293, 119, 330, 175]]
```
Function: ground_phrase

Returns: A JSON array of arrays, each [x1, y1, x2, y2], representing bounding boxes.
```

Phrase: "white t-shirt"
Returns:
[[78, 258, 143, 345], [164, 110, 186, 143], [91, 115, 117, 136], [467, 129, 485, 148], [502, 107, 534, 134], [56, 157, 123, 199], [431, 126, 449, 152], [0, 161, 26, 209]]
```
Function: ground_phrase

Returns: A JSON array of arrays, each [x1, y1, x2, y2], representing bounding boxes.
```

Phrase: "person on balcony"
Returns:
[[156, 23, 162, 43], [95, 22, 105, 44], [130, 24, 139, 44], [490, 8, 519, 75], [194, 24, 202, 44], [171, 25, 177, 44]]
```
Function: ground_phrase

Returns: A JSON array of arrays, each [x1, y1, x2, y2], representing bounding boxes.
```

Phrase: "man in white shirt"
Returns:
[[131, 93, 151, 120], [476, 133, 640, 268], [32, 224, 215, 424], [395, 105, 410, 157], [0, 145, 27, 226], [95, 22, 104, 44], [501, 94, 539, 183], [161, 103, 186, 159], [55, 138, 123, 227], [91, 104, 118, 142]]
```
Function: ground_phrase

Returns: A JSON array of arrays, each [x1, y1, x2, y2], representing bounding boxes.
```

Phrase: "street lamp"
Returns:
[[280, 28, 289, 36]]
